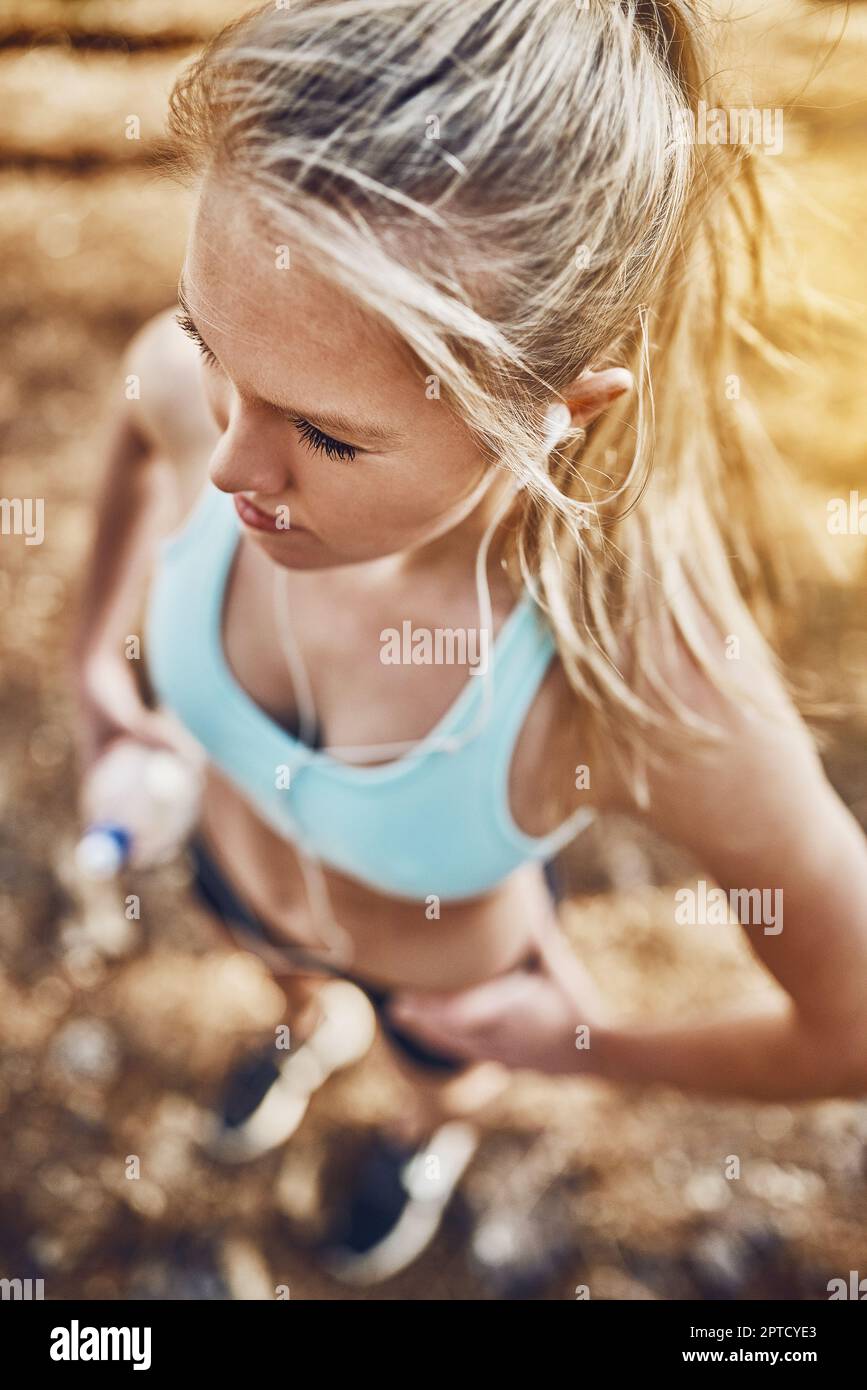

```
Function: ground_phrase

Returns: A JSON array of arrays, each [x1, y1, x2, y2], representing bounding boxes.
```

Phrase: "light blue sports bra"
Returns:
[[145, 484, 594, 902]]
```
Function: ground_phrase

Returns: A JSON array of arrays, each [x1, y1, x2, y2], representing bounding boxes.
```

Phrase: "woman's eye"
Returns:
[[175, 311, 220, 369], [174, 311, 357, 462], [289, 414, 358, 463]]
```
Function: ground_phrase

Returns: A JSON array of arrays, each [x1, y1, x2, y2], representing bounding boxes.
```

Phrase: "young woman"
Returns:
[[76, 0, 867, 1283]]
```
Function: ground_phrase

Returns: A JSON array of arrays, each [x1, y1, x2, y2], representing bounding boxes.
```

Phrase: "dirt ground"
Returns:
[[0, 0, 866, 1300]]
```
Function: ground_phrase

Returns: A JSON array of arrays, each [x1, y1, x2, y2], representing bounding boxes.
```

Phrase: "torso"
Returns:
[[135, 311, 596, 990]]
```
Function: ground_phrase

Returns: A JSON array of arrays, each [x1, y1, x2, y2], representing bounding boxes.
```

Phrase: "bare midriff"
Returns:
[[197, 762, 551, 991]]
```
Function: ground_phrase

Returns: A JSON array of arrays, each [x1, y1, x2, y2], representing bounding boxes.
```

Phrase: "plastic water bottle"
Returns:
[[76, 737, 205, 879]]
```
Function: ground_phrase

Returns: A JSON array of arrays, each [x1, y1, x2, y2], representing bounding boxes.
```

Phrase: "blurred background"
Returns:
[[0, 0, 865, 1300]]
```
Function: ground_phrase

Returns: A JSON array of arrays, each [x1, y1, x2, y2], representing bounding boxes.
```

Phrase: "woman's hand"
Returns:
[[76, 649, 199, 774], [384, 917, 611, 1075]]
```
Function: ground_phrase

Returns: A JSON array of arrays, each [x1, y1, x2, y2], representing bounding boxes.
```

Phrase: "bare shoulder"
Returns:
[[123, 306, 217, 464], [509, 588, 819, 841]]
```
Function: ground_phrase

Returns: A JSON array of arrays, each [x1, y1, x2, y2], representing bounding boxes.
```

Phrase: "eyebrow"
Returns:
[[177, 278, 404, 450]]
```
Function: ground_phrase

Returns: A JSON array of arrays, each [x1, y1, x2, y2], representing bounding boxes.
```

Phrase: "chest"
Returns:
[[220, 537, 517, 759]]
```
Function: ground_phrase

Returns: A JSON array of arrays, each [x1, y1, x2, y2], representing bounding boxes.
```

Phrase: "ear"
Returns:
[[562, 367, 633, 429]]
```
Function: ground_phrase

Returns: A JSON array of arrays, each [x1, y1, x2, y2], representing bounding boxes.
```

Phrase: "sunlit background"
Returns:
[[1, 0, 865, 1300]]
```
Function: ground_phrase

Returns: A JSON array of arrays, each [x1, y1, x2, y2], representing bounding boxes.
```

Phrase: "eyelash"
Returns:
[[175, 310, 358, 464], [176, 311, 221, 370], [287, 414, 358, 463]]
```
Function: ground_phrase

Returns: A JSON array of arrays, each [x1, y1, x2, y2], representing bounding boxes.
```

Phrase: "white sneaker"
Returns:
[[203, 982, 376, 1164], [320, 1121, 481, 1286]]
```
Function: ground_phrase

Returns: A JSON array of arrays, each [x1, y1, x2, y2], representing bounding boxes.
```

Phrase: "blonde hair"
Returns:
[[166, 0, 811, 803]]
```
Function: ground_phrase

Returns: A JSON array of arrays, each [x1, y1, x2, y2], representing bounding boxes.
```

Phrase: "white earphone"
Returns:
[[542, 402, 573, 451]]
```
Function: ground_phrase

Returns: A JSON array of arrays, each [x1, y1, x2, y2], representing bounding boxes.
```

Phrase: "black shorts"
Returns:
[[187, 834, 565, 1077]]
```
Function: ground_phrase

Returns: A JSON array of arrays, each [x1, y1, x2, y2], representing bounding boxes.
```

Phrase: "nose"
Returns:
[[208, 400, 293, 498]]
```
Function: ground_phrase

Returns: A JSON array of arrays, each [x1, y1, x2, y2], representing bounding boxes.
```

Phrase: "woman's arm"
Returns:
[[74, 312, 202, 766], [591, 1000, 863, 1101], [388, 628, 867, 1101], [587, 646, 867, 1100]]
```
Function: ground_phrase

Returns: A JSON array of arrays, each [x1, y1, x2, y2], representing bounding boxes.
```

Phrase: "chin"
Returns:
[[248, 522, 411, 572], [248, 527, 349, 571]]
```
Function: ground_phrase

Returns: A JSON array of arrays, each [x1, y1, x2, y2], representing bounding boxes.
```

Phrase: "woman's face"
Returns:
[[180, 175, 498, 570]]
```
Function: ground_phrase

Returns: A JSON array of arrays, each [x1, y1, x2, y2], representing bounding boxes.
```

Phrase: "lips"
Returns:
[[233, 494, 301, 534]]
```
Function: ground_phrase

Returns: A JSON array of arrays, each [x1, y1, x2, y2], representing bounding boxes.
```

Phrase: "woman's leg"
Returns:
[[185, 835, 375, 1159]]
